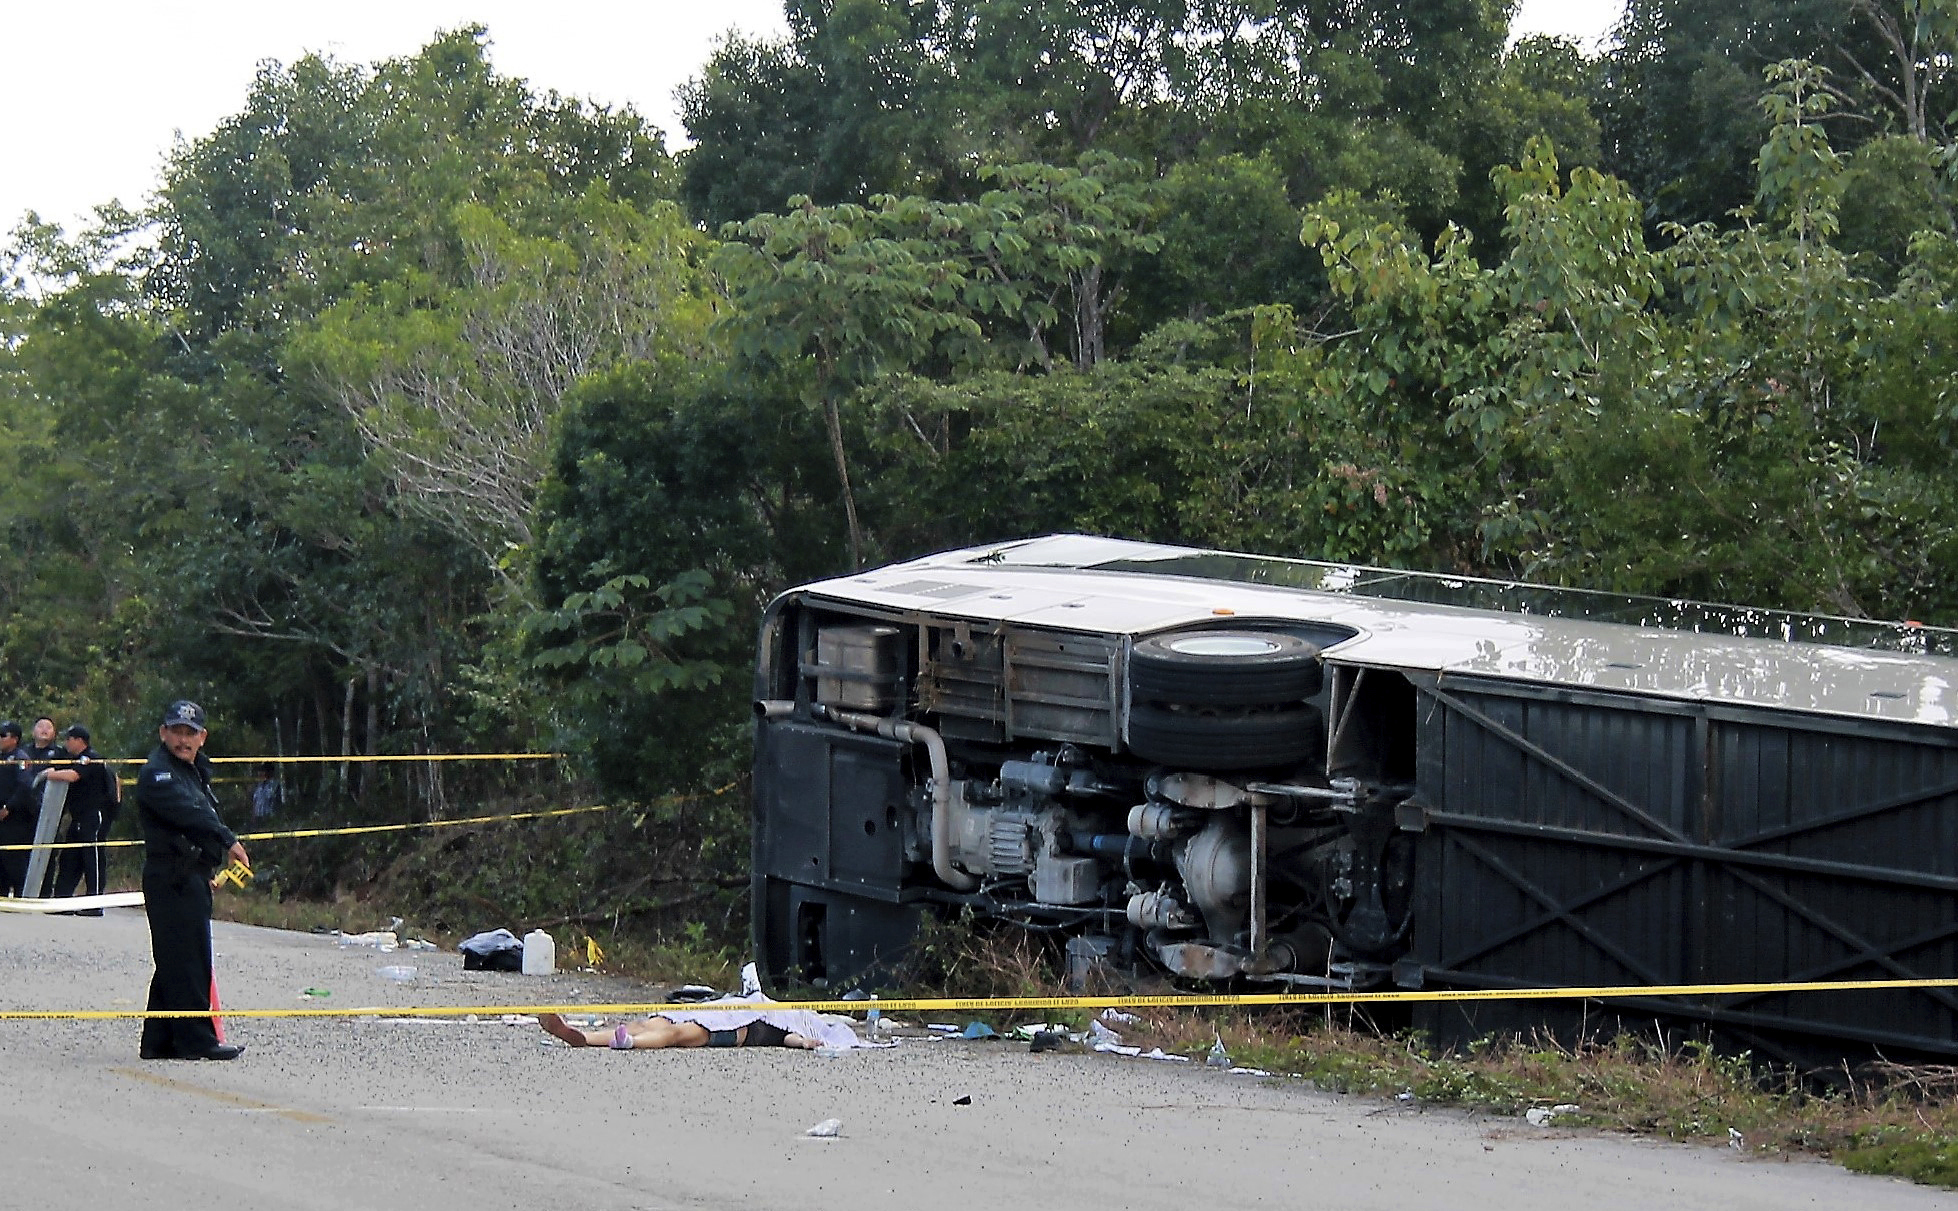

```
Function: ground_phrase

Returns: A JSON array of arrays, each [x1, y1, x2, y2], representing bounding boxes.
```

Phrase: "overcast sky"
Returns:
[[2, 0, 1625, 238]]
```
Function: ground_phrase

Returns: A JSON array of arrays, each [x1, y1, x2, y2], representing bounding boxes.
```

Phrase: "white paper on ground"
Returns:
[[0, 890, 144, 914]]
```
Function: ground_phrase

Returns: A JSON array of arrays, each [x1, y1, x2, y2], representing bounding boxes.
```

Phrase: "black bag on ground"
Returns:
[[458, 927, 524, 971]]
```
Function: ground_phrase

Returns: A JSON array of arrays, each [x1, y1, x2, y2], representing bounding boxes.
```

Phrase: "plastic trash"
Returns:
[[1029, 1031, 1064, 1053], [402, 938, 438, 951], [376, 965, 417, 982], [813, 1046, 851, 1058], [740, 962, 762, 997], [1099, 1008, 1142, 1026], [952, 1095, 972, 1106], [1206, 1037, 1232, 1068], [1728, 1127, 1744, 1150], [959, 1021, 999, 1040], [521, 929, 556, 975], [805, 1118, 843, 1138], [301, 987, 331, 998], [1088, 1019, 1124, 1045]]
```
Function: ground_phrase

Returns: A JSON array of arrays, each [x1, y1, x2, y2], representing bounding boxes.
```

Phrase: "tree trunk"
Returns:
[[363, 665, 380, 805], [339, 676, 356, 795], [822, 394, 865, 568]]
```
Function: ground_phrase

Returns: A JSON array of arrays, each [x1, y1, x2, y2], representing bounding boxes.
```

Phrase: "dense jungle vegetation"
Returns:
[[2, 0, 1956, 938]]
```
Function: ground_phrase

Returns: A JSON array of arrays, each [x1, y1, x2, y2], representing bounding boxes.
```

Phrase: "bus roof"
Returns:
[[795, 535, 1958, 730]]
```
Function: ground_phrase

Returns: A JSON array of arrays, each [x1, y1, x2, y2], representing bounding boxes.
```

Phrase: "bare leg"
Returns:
[[538, 1013, 609, 1047], [620, 1018, 711, 1049], [781, 1032, 822, 1050]]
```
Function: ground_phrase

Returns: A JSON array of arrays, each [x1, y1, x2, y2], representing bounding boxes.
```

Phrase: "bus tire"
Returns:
[[1129, 630, 1323, 707], [1126, 701, 1323, 770]]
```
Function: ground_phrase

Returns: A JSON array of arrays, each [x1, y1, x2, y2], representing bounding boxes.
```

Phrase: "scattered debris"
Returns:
[[300, 988, 331, 998], [1525, 1104, 1582, 1127], [926, 1023, 960, 1033], [668, 985, 720, 1003], [1729, 1127, 1745, 1151], [806, 1118, 843, 1138], [335, 930, 398, 951], [960, 1021, 999, 1040], [1138, 1048, 1188, 1063], [1087, 1019, 1125, 1046], [1206, 1036, 1232, 1069], [952, 1095, 972, 1106], [1028, 1031, 1065, 1053], [458, 928, 524, 971], [375, 965, 417, 982], [1099, 1008, 1142, 1026]]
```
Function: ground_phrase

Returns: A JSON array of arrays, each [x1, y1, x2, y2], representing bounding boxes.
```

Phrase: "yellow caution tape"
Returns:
[[8, 977, 1958, 1021], [0, 805, 616, 851], [0, 782, 739, 851], [90, 753, 565, 766]]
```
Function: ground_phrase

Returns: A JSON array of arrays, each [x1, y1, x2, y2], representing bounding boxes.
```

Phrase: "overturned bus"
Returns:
[[751, 535, 1958, 1057]]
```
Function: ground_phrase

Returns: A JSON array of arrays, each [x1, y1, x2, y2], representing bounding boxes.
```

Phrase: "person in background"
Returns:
[[16, 716, 69, 895], [250, 763, 283, 820], [23, 716, 61, 763], [50, 724, 121, 912], [0, 722, 34, 896], [136, 700, 248, 1061]]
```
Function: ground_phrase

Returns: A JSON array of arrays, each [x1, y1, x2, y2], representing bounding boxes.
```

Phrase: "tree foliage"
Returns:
[[5, 8, 1958, 843]]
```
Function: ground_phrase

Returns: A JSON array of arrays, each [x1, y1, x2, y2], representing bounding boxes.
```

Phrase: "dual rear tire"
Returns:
[[1125, 631, 1325, 770]]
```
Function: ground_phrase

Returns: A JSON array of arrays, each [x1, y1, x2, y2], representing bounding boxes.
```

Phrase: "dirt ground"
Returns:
[[0, 908, 1950, 1211]]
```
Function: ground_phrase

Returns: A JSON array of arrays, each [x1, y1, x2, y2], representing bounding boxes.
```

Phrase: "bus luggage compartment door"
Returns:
[[752, 719, 921, 987]]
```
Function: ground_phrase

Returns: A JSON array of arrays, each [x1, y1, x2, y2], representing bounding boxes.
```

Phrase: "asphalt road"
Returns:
[[0, 909, 1950, 1211]]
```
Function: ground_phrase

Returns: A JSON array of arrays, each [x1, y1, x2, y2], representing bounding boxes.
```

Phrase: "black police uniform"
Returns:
[[0, 750, 36, 897], [52, 745, 120, 901], [16, 743, 67, 896], [135, 741, 237, 1059]]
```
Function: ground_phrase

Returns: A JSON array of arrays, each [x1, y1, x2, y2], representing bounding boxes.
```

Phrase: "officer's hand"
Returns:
[[227, 841, 250, 870]]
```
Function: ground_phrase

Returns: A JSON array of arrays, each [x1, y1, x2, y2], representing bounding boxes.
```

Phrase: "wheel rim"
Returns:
[[1163, 635, 1284, 657]]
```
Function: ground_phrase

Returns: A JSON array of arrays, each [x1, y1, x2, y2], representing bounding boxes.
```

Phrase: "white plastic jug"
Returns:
[[521, 928, 556, 975]]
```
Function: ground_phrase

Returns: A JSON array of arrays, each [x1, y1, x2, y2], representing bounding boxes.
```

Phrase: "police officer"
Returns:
[[137, 700, 248, 1061], [0, 722, 35, 896], [23, 716, 62, 762], [50, 724, 121, 911]]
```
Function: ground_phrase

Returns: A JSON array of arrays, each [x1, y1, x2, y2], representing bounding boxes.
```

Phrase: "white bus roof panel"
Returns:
[[796, 536, 1958, 729]]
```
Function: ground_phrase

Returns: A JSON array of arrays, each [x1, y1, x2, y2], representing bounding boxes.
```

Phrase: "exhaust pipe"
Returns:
[[808, 704, 978, 892]]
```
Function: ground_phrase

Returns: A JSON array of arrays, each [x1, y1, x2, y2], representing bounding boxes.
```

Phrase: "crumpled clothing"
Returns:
[[655, 995, 867, 1050]]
